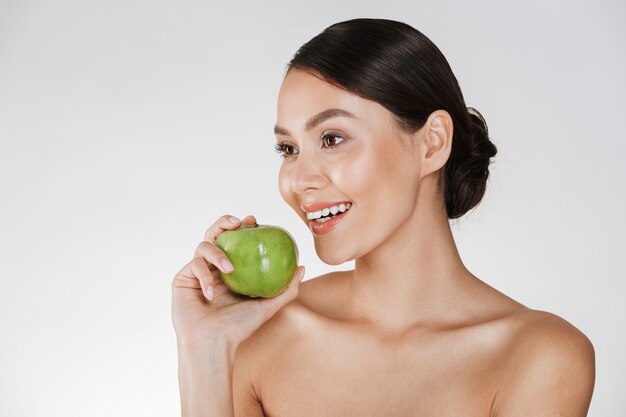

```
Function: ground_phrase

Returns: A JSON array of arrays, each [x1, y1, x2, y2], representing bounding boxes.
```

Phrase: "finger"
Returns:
[[204, 214, 242, 244], [189, 257, 215, 300], [194, 241, 234, 275], [241, 215, 257, 226], [259, 265, 305, 320], [172, 260, 201, 291], [173, 257, 217, 301]]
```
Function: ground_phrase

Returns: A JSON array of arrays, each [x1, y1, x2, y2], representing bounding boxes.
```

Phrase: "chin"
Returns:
[[315, 244, 353, 266]]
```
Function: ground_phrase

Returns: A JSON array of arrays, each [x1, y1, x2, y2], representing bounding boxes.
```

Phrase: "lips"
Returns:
[[309, 205, 350, 235], [300, 201, 352, 235]]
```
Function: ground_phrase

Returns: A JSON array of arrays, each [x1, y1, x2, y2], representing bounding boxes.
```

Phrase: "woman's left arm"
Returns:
[[491, 313, 596, 417]]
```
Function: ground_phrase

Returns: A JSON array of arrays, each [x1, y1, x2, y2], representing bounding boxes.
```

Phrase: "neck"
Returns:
[[344, 196, 473, 332]]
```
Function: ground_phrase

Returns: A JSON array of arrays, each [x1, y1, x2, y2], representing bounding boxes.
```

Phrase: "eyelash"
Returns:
[[274, 133, 345, 159]]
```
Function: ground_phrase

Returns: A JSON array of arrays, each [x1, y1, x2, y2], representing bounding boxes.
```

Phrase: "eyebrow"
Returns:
[[274, 108, 357, 136]]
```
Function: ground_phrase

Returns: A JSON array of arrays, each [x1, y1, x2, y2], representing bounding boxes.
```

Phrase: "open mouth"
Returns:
[[308, 202, 352, 223]]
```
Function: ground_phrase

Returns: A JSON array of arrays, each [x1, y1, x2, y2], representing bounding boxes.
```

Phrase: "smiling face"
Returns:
[[275, 68, 428, 265]]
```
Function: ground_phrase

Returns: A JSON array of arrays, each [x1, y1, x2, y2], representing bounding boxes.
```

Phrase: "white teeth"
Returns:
[[314, 216, 333, 223], [306, 202, 352, 220]]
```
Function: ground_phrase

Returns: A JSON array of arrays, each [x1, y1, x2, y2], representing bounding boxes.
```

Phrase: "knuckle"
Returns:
[[172, 271, 185, 290], [202, 242, 222, 257], [189, 259, 211, 282], [220, 214, 233, 222], [204, 214, 239, 241], [195, 240, 215, 256], [191, 255, 209, 269], [196, 240, 212, 251], [203, 226, 216, 242]]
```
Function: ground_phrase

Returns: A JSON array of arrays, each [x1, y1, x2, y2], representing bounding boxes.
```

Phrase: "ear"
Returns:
[[418, 109, 453, 180]]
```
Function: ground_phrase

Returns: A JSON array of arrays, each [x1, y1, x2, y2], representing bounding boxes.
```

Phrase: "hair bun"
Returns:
[[464, 107, 497, 182], [444, 107, 498, 219]]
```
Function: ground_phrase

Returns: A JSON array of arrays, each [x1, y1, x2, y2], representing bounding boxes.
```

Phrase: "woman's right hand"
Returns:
[[171, 214, 305, 350]]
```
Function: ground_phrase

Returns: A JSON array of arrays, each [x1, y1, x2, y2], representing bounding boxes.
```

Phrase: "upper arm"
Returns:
[[492, 312, 596, 417], [232, 337, 265, 417]]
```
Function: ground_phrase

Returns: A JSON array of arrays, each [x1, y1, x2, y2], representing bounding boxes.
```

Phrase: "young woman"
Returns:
[[172, 18, 595, 417]]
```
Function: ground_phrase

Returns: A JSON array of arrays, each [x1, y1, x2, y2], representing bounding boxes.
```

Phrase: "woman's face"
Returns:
[[275, 68, 425, 265]]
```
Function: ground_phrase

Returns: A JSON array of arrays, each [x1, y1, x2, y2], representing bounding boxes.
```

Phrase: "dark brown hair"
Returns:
[[286, 18, 497, 219]]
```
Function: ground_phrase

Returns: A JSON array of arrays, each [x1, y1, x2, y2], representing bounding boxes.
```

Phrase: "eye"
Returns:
[[321, 132, 345, 149], [274, 143, 298, 159]]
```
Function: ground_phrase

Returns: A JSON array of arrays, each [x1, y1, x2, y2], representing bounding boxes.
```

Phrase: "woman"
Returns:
[[172, 18, 595, 417]]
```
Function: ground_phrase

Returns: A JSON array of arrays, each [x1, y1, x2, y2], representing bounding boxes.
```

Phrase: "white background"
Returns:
[[1, 0, 624, 416]]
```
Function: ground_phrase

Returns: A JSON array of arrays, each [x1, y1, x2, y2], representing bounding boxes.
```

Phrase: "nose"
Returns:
[[289, 150, 326, 194]]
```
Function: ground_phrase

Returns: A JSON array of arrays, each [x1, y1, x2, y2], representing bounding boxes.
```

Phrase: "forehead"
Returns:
[[277, 69, 371, 124]]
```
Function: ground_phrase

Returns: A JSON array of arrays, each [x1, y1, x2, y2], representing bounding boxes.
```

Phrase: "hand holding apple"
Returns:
[[171, 214, 305, 349], [215, 223, 299, 298]]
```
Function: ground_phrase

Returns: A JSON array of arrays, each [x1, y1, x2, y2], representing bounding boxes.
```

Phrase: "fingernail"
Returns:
[[229, 216, 240, 224], [205, 286, 213, 300], [221, 258, 234, 272], [299, 266, 305, 282]]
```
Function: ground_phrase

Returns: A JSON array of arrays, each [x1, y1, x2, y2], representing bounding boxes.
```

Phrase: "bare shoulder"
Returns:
[[233, 271, 345, 392], [492, 308, 596, 417], [502, 308, 595, 360]]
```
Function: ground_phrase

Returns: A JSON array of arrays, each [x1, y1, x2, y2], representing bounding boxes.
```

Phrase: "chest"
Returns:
[[257, 324, 503, 417]]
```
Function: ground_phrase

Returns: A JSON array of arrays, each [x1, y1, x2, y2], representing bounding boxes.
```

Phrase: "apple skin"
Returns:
[[215, 224, 299, 298]]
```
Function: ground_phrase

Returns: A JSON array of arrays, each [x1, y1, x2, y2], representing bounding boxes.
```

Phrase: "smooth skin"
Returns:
[[228, 68, 596, 416], [172, 67, 596, 416]]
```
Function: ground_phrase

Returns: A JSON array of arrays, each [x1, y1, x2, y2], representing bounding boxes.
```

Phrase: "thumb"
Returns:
[[260, 266, 305, 320]]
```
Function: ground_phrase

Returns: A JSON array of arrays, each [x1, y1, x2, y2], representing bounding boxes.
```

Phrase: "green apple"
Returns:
[[215, 224, 299, 298]]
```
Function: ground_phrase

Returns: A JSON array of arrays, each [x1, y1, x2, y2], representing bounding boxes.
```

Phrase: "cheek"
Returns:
[[344, 141, 419, 244], [277, 165, 292, 204], [329, 148, 376, 200], [333, 142, 404, 206]]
